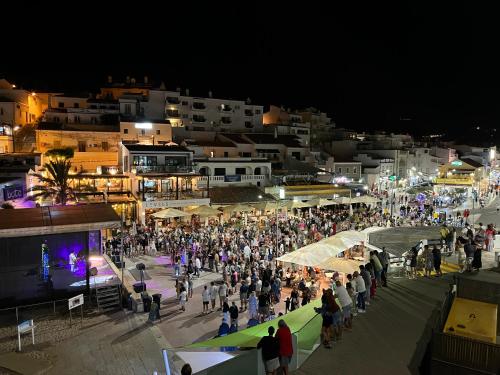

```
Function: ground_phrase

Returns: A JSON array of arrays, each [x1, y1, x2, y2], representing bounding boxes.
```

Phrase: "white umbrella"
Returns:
[[317, 257, 365, 274], [152, 208, 191, 219], [277, 236, 352, 266], [351, 195, 380, 204], [186, 205, 221, 217], [335, 197, 352, 205], [222, 204, 255, 213], [307, 198, 337, 207]]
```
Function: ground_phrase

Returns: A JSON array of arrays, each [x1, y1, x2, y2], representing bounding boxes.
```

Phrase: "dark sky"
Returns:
[[1, 2, 498, 137]]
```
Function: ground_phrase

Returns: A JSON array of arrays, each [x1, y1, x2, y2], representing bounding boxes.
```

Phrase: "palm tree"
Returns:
[[28, 148, 77, 205]]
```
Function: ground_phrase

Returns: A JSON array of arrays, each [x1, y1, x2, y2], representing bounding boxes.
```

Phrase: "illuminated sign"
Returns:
[[451, 160, 463, 166], [3, 185, 23, 201], [135, 122, 153, 129]]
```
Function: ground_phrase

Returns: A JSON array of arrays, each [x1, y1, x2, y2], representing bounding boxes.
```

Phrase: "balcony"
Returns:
[[197, 174, 266, 187], [220, 117, 232, 124], [192, 102, 206, 110], [192, 115, 206, 123], [132, 165, 197, 175], [166, 110, 180, 118], [166, 97, 180, 104], [244, 109, 254, 116], [141, 190, 207, 201]]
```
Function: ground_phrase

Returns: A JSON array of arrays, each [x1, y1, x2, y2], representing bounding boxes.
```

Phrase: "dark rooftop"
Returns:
[[460, 158, 484, 168], [0, 204, 120, 235], [37, 123, 120, 132], [245, 133, 303, 147], [187, 140, 235, 148], [123, 144, 191, 153], [209, 186, 276, 204], [219, 134, 252, 144]]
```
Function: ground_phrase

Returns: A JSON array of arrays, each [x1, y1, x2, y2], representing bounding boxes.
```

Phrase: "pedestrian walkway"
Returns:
[[296, 273, 455, 375]]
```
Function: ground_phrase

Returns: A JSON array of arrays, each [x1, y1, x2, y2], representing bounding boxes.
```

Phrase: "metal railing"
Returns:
[[134, 165, 197, 174]]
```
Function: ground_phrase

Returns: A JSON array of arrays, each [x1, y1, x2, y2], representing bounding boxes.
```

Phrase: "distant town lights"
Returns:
[[135, 122, 153, 129]]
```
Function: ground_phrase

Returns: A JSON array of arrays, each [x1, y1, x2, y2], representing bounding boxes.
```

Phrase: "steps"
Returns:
[[96, 285, 121, 312]]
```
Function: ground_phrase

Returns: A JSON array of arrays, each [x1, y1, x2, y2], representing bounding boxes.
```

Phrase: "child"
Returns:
[[346, 281, 357, 317], [285, 297, 291, 314]]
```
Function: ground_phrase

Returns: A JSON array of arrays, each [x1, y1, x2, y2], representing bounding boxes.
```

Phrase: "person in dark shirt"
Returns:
[[229, 301, 239, 327], [257, 326, 280, 375]]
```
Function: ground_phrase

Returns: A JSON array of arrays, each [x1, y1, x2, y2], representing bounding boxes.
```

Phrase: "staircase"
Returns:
[[96, 285, 121, 312]]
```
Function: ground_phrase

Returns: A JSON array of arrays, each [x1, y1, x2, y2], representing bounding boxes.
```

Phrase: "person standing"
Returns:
[[257, 326, 280, 375], [353, 271, 366, 313], [210, 281, 218, 312], [379, 247, 390, 287], [218, 282, 228, 310], [239, 281, 249, 311], [359, 265, 372, 305], [423, 245, 433, 278], [202, 285, 210, 315], [179, 287, 187, 312], [335, 280, 353, 330], [275, 320, 293, 375], [432, 245, 442, 277], [229, 301, 239, 328]]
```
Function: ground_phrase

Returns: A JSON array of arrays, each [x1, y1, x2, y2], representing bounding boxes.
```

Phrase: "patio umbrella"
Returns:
[[186, 205, 221, 217], [152, 208, 191, 219], [306, 198, 336, 207], [222, 204, 255, 213], [317, 257, 364, 274], [335, 197, 352, 205], [283, 200, 310, 209], [253, 201, 279, 211], [277, 236, 353, 266], [351, 195, 380, 204]]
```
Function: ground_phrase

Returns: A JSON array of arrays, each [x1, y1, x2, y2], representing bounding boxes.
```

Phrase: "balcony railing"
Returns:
[[133, 165, 197, 174], [166, 97, 180, 104], [166, 110, 180, 118], [141, 190, 206, 201], [197, 174, 266, 186]]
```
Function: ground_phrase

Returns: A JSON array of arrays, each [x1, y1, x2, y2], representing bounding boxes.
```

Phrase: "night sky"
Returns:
[[1, 3, 498, 139]]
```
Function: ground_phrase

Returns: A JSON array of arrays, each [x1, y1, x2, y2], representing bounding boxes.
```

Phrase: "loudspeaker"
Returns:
[[114, 261, 125, 269], [133, 282, 146, 293], [136, 263, 146, 271], [90, 267, 98, 276]]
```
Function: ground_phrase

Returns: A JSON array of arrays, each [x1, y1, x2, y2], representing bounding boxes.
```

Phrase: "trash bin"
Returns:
[[152, 293, 162, 309], [141, 292, 152, 313]]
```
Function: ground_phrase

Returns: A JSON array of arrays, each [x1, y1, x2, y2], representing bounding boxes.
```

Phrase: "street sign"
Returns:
[[68, 294, 84, 310], [17, 319, 35, 351]]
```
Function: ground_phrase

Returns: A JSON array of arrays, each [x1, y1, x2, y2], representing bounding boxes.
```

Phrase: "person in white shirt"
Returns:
[[256, 278, 262, 296], [243, 244, 251, 260], [69, 251, 78, 273], [218, 282, 228, 309], [179, 289, 187, 312], [202, 285, 210, 315], [195, 256, 202, 277], [210, 282, 218, 312], [353, 271, 366, 313], [335, 281, 353, 329]]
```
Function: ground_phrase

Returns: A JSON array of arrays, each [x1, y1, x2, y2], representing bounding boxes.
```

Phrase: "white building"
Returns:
[[120, 121, 173, 145], [195, 157, 272, 189], [430, 146, 458, 165], [407, 147, 440, 184]]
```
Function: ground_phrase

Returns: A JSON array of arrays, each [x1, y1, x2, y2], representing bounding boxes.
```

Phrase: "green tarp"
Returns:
[[188, 299, 322, 349]]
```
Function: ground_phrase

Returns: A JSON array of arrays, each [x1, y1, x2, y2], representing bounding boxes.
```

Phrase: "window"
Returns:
[[338, 167, 342, 174], [0, 108, 3, 115], [254, 109, 261, 114], [181, 101, 188, 106], [156, 130, 161, 135], [235, 167, 246, 175], [224, 152, 228, 157], [235, 105, 240, 110], [291, 151, 301, 160], [346, 167, 350, 173], [123, 128, 128, 134], [133, 156, 157, 166], [192, 102, 206, 110], [214, 168, 226, 176], [221, 116, 232, 124], [102, 142, 109, 151], [58, 102, 64, 108], [353, 167, 357, 174], [141, 129, 146, 135], [74, 103, 79, 108], [239, 152, 252, 157], [124, 103, 132, 115], [193, 114, 206, 123], [182, 114, 188, 119], [78, 141, 86, 152], [244, 121, 253, 128]]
